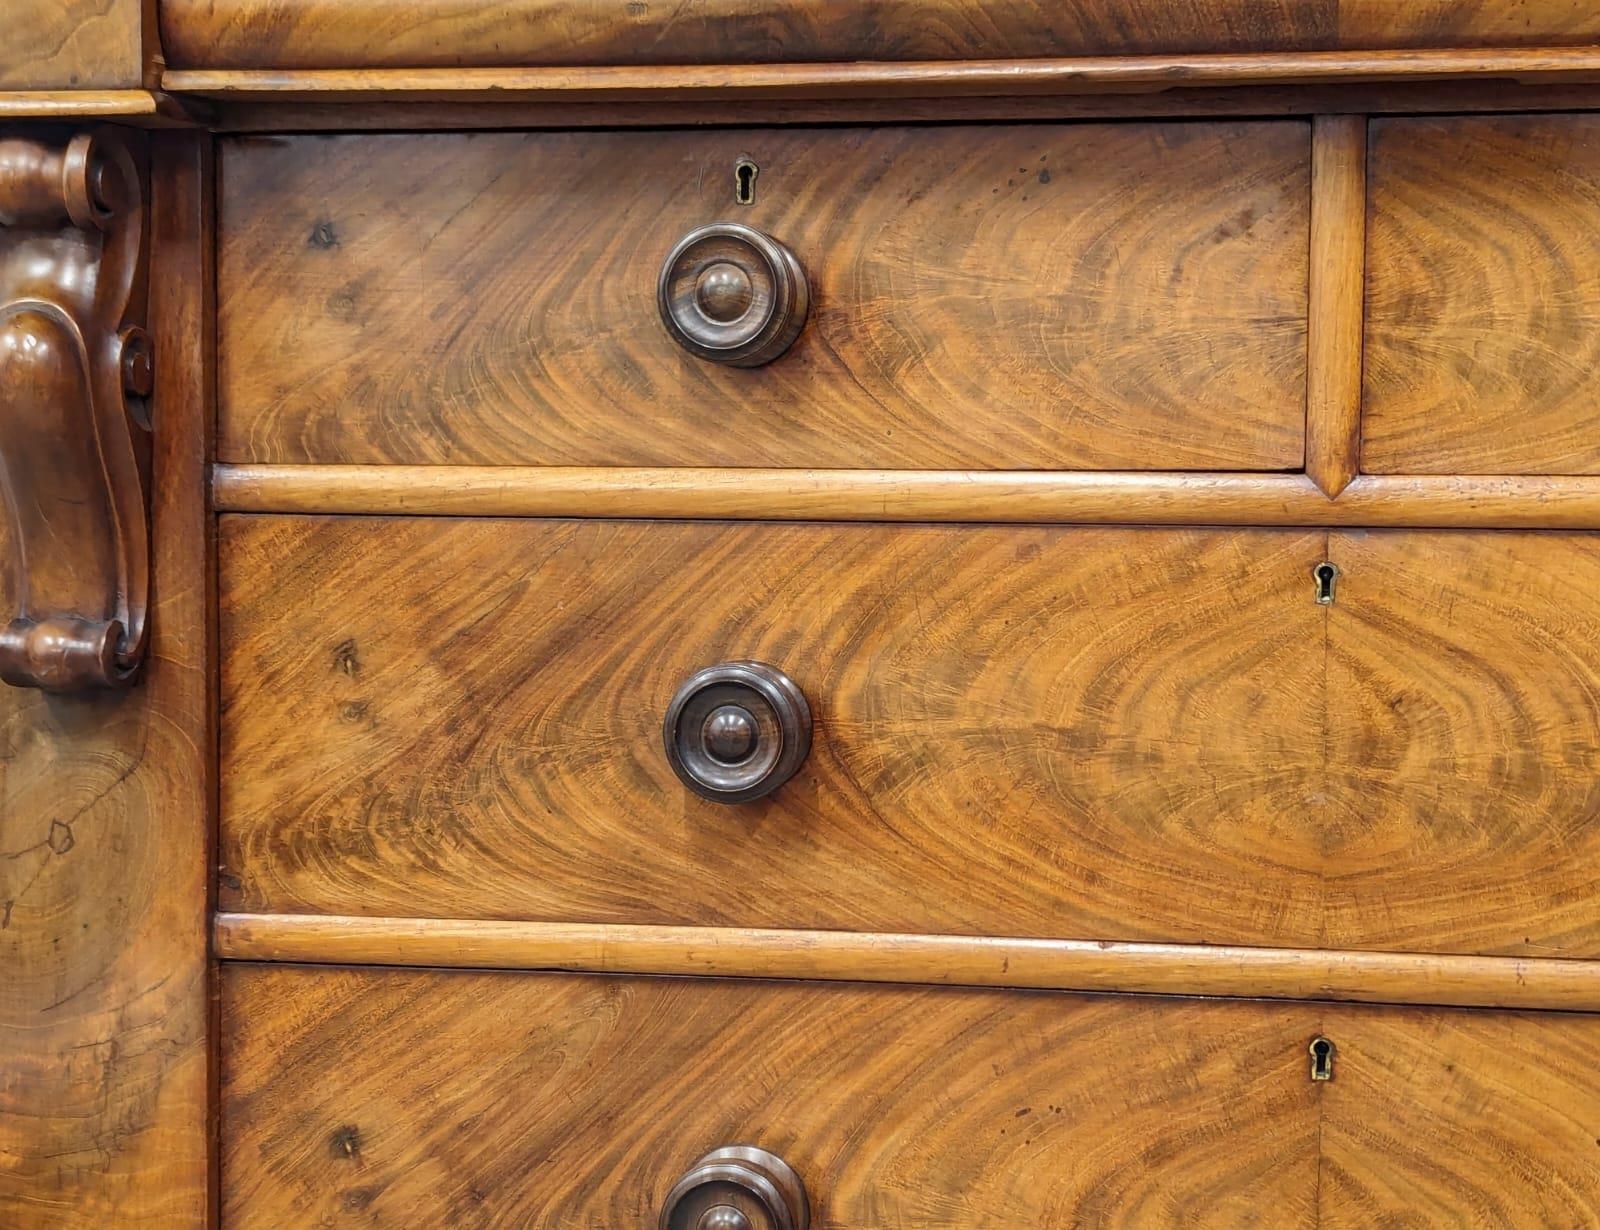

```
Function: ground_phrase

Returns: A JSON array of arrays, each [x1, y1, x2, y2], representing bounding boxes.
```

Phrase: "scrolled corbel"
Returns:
[[0, 127, 152, 692]]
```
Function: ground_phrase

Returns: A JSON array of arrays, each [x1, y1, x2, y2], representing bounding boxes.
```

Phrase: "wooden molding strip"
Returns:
[[1306, 115, 1368, 498], [0, 89, 164, 118], [214, 465, 1600, 528], [215, 914, 1600, 1012], [164, 48, 1600, 102]]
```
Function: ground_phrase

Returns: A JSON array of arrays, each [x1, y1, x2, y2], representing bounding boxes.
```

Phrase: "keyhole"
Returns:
[[734, 159, 759, 206], [1313, 561, 1339, 605], [1309, 1036, 1335, 1081]]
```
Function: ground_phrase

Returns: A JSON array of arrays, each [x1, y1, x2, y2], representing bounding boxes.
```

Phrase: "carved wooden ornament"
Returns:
[[0, 127, 152, 691]]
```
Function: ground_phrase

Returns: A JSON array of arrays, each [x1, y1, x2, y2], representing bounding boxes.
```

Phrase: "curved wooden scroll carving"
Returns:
[[0, 128, 152, 691]]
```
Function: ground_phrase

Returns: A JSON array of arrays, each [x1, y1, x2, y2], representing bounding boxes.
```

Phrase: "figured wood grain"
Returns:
[[1366, 114, 1600, 474], [0, 135, 212, 1226], [220, 967, 1322, 1228], [221, 519, 1600, 955], [161, 0, 1600, 70], [1306, 115, 1366, 498], [213, 913, 1600, 1012], [212, 465, 1600, 528], [2, 0, 149, 90], [1319, 1009, 1600, 1225], [217, 125, 1308, 470]]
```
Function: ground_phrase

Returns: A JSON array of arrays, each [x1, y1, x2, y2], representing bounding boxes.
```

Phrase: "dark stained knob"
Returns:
[[659, 223, 809, 366], [660, 1146, 810, 1230], [664, 662, 811, 803]]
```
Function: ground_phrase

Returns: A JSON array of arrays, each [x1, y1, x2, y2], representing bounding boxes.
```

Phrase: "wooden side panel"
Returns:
[[217, 126, 1309, 470], [1365, 115, 1600, 475], [220, 518, 1600, 956], [220, 967, 1321, 1228], [1319, 1009, 1600, 1225], [3, 0, 148, 90], [163, 0, 1600, 70], [0, 138, 212, 1225]]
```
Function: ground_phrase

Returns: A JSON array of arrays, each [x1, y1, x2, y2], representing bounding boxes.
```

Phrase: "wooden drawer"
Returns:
[[165, 0, 1600, 70], [221, 517, 1600, 956], [1365, 114, 1600, 475], [220, 967, 1600, 1227], [217, 124, 1309, 470]]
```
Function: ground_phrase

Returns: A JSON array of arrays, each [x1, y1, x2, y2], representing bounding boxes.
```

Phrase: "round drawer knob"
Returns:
[[660, 1146, 810, 1230], [658, 223, 809, 367], [663, 661, 811, 803]]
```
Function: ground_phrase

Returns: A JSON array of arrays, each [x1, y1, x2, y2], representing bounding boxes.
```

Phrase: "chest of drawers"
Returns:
[[6, 2, 1600, 1225]]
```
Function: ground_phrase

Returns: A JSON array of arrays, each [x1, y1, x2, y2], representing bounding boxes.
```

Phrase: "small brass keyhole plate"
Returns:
[[1309, 1036, 1335, 1081], [1313, 562, 1339, 605]]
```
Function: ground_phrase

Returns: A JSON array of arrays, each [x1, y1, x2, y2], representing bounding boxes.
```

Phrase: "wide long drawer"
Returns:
[[220, 967, 1600, 1227], [217, 124, 1309, 470], [221, 517, 1600, 956]]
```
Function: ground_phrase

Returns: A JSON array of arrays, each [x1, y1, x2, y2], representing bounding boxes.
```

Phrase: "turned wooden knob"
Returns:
[[660, 1146, 810, 1230], [658, 223, 809, 366], [663, 662, 811, 803]]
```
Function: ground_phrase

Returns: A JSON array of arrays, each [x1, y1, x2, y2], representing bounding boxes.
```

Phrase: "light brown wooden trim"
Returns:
[[163, 48, 1600, 102], [212, 465, 1600, 528], [1306, 115, 1367, 497], [0, 90, 162, 118], [214, 914, 1600, 1012]]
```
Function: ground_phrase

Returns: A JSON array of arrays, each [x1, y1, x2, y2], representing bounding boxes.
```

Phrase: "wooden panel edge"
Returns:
[[1306, 115, 1367, 497], [0, 90, 161, 118], [213, 914, 1600, 1012], [162, 48, 1600, 102], [210, 466, 1600, 528]]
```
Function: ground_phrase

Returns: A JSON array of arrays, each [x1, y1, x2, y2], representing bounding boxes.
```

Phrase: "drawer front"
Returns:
[[218, 125, 1309, 470], [221, 969, 1322, 1227], [1365, 114, 1600, 475], [220, 968, 1600, 1227], [221, 518, 1600, 956], [166, 0, 1600, 70]]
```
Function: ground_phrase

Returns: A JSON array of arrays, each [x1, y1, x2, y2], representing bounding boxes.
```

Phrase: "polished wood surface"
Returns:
[[214, 914, 1600, 1013], [221, 517, 1600, 956], [1365, 113, 1600, 475], [161, 1, 1600, 71], [221, 967, 1600, 1227], [1305, 115, 1366, 498], [221, 967, 1322, 1228], [0, 129, 153, 691], [3, 0, 149, 91], [211, 465, 1600, 528], [0, 134, 212, 1226], [217, 125, 1308, 470], [1321, 1011, 1600, 1224], [164, 49, 1600, 106]]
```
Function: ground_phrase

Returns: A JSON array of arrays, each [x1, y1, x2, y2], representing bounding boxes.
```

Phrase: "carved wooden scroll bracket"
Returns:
[[0, 128, 153, 692]]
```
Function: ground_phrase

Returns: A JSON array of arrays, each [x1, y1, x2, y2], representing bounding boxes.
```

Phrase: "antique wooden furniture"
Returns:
[[8, 2, 1600, 1225]]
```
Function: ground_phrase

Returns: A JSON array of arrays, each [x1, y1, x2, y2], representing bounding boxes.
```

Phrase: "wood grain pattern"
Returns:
[[2, 0, 148, 90], [1320, 1010, 1600, 1226], [217, 125, 1309, 470], [221, 518, 1600, 955], [220, 967, 1322, 1228], [1305, 115, 1366, 498], [161, 0, 1600, 71], [211, 465, 1600, 528], [214, 913, 1600, 1013], [0, 135, 212, 1226], [219, 967, 1600, 1227], [1366, 114, 1600, 475]]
